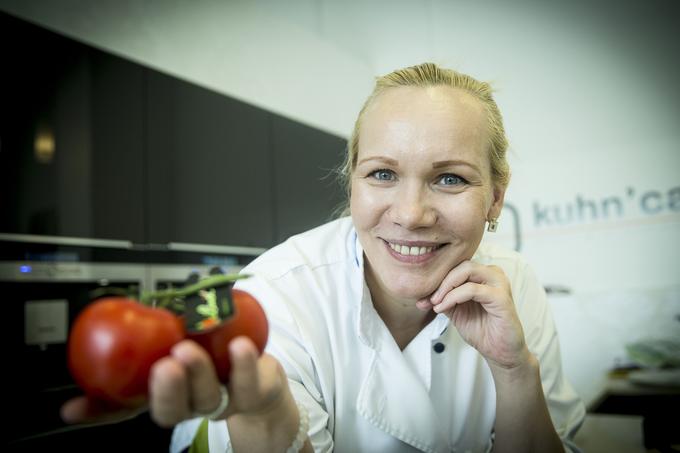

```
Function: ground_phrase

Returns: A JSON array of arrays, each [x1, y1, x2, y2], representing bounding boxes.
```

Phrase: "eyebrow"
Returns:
[[357, 156, 481, 174], [356, 156, 399, 167], [432, 159, 480, 173]]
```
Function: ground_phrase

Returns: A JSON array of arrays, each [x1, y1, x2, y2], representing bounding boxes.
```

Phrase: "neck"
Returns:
[[365, 267, 436, 350]]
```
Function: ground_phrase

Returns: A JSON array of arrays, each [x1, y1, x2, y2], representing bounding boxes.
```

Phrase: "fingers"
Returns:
[[427, 262, 512, 317], [432, 281, 500, 314], [170, 340, 223, 416], [415, 298, 433, 311], [225, 336, 287, 418], [149, 339, 223, 427], [225, 336, 261, 415], [61, 396, 144, 425], [60, 396, 89, 424], [430, 261, 508, 305], [147, 338, 283, 426], [70, 338, 268, 429], [149, 355, 191, 427]]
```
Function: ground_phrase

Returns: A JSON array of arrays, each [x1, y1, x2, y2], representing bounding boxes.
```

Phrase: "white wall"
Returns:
[[0, 0, 375, 137], [2, 0, 679, 407]]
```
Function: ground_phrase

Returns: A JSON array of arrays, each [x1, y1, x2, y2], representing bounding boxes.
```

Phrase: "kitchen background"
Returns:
[[1, 0, 678, 452]]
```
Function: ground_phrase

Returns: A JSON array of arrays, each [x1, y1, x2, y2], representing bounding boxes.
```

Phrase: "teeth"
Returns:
[[388, 243, 435, 256]]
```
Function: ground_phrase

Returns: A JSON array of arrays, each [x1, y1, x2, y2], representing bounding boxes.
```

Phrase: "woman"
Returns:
[[65, 63, 585, 452]]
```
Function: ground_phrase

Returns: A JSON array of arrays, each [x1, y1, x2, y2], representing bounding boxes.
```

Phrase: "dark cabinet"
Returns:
[[146, 73, 347, 248], [90, 51, 146, 243], [146, 71, 275, 247], [270, 115, 346, 243], [1, 12, 347, 249], [0, 14, 146, 242], [0, 16, 88, 237]]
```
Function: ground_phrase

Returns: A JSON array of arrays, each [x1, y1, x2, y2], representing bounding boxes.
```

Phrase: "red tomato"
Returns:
[[187, 289, 269, 382], [68, 298, 185, 407]]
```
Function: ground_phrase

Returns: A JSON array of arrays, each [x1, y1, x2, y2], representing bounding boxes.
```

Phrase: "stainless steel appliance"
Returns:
[[0, 233, 257, 451]]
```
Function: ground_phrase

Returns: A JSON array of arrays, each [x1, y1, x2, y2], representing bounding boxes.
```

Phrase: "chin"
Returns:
[[387, 276, 439, 301]]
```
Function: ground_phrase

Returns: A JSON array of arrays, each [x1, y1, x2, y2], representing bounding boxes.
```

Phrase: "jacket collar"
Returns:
[[355, 305, 452, 452], [349, 222, 453, 452]]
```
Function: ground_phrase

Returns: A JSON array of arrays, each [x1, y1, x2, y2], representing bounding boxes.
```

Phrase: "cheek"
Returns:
[[439, 194, 489, 233], [350, 182, 386, 227]]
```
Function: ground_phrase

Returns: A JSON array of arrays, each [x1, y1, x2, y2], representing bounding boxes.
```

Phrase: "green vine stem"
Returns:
[[139, 273, 251, 313]]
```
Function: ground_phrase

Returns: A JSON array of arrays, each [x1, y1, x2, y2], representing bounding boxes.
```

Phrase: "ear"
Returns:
[[487, 184, 506, 221]]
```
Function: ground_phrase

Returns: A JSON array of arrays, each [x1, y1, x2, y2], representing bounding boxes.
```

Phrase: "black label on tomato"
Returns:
[[184, 281, 235, 333]]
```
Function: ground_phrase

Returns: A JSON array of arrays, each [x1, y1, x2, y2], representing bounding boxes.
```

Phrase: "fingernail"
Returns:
[[228, 338, 243, 355], [229, 337, 254, 359], [60, 407, 76, 424]]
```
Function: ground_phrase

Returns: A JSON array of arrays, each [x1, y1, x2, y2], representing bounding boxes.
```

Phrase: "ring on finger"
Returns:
[[196, 385, 229, 420]]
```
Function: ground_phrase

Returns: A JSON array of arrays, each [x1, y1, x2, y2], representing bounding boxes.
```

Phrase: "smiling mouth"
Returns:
[[385, 241, 446, 257]]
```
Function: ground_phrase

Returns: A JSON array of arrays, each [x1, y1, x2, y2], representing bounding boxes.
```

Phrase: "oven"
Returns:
[[0, 234, 255, 451]]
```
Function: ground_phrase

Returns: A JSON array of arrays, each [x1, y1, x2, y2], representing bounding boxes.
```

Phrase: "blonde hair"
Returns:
[[336, 62, 510, 216]]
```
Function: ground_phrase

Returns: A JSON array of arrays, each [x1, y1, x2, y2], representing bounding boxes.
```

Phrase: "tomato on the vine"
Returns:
[[67, 297, 185, 407], [187, 289, 269, 382], [67, 288, 269, 406]]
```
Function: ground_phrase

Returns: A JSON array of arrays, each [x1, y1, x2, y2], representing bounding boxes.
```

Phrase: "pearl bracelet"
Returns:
[[286, 401, 309, 453]]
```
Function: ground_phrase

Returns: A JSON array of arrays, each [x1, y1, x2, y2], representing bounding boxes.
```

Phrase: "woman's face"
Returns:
[[350, 86, 505, 302]]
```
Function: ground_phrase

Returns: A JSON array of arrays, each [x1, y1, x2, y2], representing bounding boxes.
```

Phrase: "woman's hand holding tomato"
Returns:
[[61, 288, 272, 427], [148, 336, 287, 427]]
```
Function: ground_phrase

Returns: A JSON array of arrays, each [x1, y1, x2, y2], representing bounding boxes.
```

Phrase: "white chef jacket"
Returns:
[[171, 217, 585, 453]]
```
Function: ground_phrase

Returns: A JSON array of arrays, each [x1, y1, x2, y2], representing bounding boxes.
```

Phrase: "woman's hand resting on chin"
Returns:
[[416, 260, 531, 371]]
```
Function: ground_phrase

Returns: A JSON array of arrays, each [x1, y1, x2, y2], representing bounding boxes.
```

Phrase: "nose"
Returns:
[[388, 183, 437, 229]]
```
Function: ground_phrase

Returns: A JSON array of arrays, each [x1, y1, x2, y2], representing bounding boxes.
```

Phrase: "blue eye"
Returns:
[[370, 169, 395, 181], [438, 174, 465, 185]]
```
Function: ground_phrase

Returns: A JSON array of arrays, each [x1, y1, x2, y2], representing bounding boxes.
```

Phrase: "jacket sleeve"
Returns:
[[514, 260, 586, 453], [234, 270, 335, 452]]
